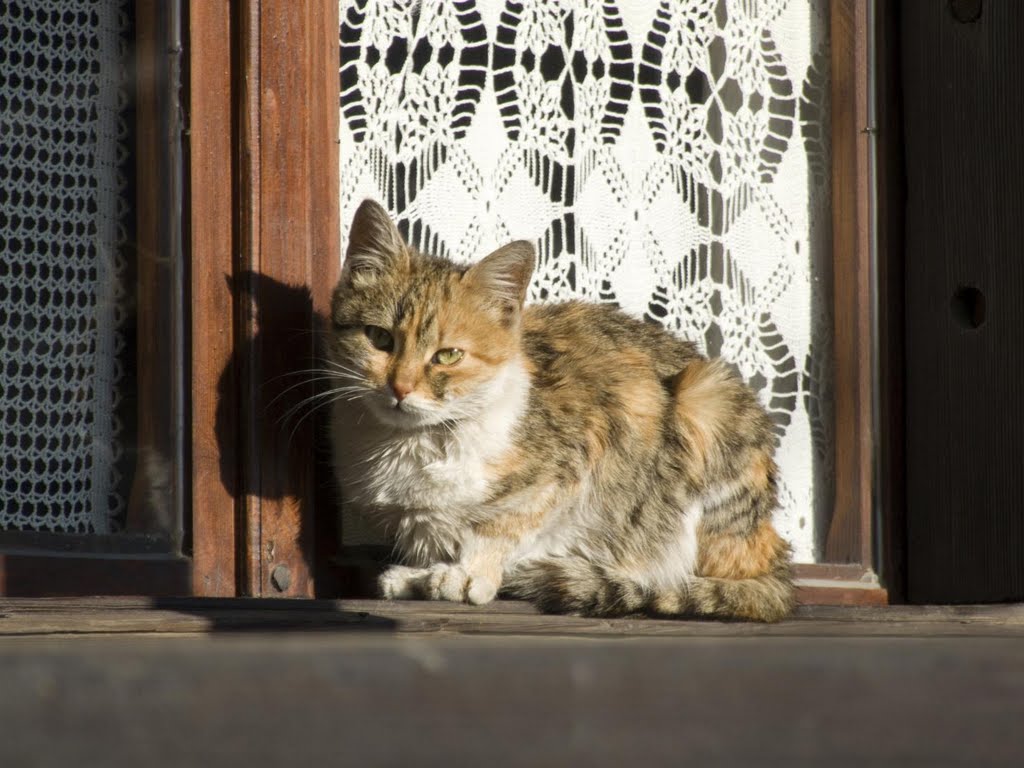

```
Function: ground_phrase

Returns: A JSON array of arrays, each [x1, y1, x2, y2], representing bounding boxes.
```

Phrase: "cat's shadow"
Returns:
[[215, 270, 339, 595]]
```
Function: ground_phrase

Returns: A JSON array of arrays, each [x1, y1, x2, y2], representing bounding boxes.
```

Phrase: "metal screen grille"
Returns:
[[0, 0, 129, 533]]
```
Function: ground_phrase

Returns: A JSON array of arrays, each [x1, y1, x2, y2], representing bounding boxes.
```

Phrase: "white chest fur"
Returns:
[[358, 426, 494, 512], [331, 362, 530, 523]]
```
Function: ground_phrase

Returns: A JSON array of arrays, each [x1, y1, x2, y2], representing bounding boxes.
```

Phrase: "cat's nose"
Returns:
[[391, 380, 414, 402]]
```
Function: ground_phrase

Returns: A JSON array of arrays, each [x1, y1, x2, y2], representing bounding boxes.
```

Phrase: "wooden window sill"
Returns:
[[9, 596, 1019, 639]]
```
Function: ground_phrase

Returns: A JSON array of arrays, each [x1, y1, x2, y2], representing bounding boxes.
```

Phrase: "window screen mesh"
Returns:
[[0, 1, 130, 533]]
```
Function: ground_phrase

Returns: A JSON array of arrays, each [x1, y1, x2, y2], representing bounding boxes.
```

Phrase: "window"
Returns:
[[0, 1, 883, 605], [0, 0, 187, 593]]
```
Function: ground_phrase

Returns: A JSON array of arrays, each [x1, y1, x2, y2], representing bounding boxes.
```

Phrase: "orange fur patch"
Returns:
[[673, 359, 734, 469], [485, 446, 527, 484], [745, 451, 774, 493], [696, 520, 786, 580], [473, 501, 551, 540], [618, 367, 666, 442]]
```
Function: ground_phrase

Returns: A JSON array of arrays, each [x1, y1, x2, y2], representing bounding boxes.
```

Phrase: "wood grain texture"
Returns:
[[3, 630, 1023, 767], [0, 597, 1018, 637], [236, 0, 264, 599], [0, 558, 190, 598], [902, 1, 1024, 602], [235, 0, 340, 597], [796, 584, 887, 608], [793, 563, 888, 605], [828, 0, 873, 566], [127, 0, 180, 539], [188, 0, 238, 596], [310, 0, 343, 598], [875, 1, 908, 602], [793, 562, 877, 581]]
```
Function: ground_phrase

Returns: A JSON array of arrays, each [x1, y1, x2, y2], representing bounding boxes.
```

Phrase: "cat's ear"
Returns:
[[342, 199, 408, 285], [465, 240, 535, 318]]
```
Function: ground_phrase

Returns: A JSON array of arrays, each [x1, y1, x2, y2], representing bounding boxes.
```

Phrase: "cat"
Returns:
[[326, 199, 794, 621]]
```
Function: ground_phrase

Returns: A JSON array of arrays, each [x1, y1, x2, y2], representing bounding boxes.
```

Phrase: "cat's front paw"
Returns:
[[426, 564, 499, 605], [465, 575, 500, 605], [425, 565, 501, 606], [378, 565, 428, 600], [427, 563, 470, 602]]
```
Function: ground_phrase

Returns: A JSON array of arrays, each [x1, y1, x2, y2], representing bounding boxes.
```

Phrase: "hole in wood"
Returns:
[[949, 0, 983, 23], [951, 286, 986, 329]]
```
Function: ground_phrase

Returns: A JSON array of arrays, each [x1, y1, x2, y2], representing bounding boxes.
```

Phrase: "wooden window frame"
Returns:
[[2, 1, 891, 606], [0, 0, 342, 598], [188, 0, 340, 597], [320, 1, 890, 606], [792, 0, 889, 605]]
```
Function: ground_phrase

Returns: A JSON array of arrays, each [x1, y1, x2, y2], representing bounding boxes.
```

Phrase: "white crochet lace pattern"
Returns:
[[0, 1, 129, 534], [339, 0, 833, 561]]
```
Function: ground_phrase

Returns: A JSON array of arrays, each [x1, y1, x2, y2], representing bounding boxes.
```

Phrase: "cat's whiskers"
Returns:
[[275, 381, 371, 448], [280, 385, 369, 425], [283, 387, 371, 449], [320, 359, 368, 379], [438, 419, 459, 445], [349, 441, 402, 469], [264, 373, 360, 412], [263, 366, 363, 386]]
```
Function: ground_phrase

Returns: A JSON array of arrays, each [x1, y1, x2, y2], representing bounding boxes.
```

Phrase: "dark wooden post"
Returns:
[[903, 0, 1024, 602]]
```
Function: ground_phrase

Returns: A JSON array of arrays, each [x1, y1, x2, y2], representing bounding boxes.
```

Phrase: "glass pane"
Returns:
[[0, 0, 182, 552], [337, 1, 834, 562]]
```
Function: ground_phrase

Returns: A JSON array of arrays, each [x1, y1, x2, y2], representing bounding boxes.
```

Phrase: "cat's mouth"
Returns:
[[365, 391, 444, 428]]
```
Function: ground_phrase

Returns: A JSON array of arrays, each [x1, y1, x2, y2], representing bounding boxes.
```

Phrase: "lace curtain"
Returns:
[[339, 0, 833, 561], [0, 1, 129, 533]]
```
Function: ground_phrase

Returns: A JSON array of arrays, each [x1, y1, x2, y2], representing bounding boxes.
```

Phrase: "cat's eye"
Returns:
[[433, 348, 464, 366], [364, 325, 394, 351]]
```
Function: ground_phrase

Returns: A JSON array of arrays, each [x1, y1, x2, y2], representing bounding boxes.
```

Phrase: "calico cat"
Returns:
[[327, 200, 794, 621]]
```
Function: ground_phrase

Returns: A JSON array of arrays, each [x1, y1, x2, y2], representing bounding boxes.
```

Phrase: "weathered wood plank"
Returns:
[[0, 557, 191, 599], [903, 0, 1024, 603], [794, 564, 888, 606], [236, 0, 341, 598], [828, 0, 873, 566], [796, 583, 888, 607], [188, 0, 238, 596], [1, 598, 1021, 638], [3, 633, 1023, 767]]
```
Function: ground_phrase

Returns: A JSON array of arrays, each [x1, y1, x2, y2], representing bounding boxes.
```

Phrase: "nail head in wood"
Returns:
[[270, 565, 292, 593]]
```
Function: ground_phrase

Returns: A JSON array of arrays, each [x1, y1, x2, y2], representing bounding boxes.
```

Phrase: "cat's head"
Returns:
[[327, 199, 535, 428]]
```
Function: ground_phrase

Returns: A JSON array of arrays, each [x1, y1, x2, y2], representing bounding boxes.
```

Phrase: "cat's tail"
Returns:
[[504, 555, 794, 623]]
